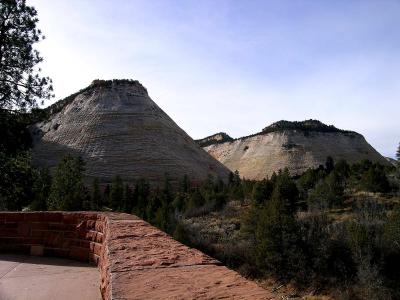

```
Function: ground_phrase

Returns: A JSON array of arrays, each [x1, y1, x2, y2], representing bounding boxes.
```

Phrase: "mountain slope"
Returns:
[[30, 79, 230, 184], [200, 120, 388, 180]]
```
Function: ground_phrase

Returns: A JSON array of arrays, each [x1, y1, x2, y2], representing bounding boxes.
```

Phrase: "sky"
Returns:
[[29, 0, 400, 158]]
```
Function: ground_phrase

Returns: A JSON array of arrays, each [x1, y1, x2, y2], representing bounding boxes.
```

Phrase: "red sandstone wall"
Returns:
[[0, 212, 274, 300], [0, 212, 105, 264]]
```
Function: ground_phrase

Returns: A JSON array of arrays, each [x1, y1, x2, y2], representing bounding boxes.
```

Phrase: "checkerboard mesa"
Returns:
[[29, 79, 230, 185]]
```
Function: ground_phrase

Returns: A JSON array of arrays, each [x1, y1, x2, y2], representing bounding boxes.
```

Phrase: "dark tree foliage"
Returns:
[[110, 175, 123, 210], [30, 167, 51, 210], [325, 156, 334, 173], [0, 110, 32, 154], [361, 164, 390, 193], [102, 184, 111, 207], [0, 150, 34, 210], [397, 143, 400, 160], [48, 155, 85, 210], [91, 178, 101, 210], [252, 179, 274, 205], [132, 178, 150, 217], [0, 0, 53, 111], [271, 168, 299, 214], [254, 197, 305, 280]]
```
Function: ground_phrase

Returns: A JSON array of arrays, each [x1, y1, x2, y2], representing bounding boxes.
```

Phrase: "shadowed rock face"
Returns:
[[30, 80, 229, 184], [201, 121, 389, 180]]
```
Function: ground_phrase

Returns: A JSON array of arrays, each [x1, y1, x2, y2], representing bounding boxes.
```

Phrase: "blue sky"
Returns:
[[30, 0, 399, 157]]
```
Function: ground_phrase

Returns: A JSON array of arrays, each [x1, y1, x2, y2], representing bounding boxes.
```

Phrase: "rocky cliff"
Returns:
[[200, 120, 388, 180], [30, 79, 230, 184]]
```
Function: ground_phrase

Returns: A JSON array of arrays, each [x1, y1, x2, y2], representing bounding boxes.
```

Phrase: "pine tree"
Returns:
[[254, 197, 305, 279], [91, 178, 101, 210], [325, 156, 335, 173], [48, 155, 85, 210], [110, 175, 123, 210], [102, 184, 111, 207], [133, 178, 150, 217], [30, 167, 51, 210], [123, 184, 134, 213], [180, 174, 190, 193], [0, 0, 53, 111]]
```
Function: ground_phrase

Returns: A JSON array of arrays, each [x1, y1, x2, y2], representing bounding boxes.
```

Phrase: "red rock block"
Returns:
[[48, 222, 68, 231], [17, 222, 31, 236], [0, 237, 25, 244], [23, 237, 43, 245], [63, 214, 78, 224], [80, 239, 91, 249], [43, 247, 69, 258], [4, 222, 18, 228], [30, 245, 44, 256], [111, 265, 274, 300], [43, 212, 64, 222], [43, 232, 63, 247], [95, 232, 103, 243], [4, 213, 24, 222], [64, 231, 77, 239], [84, 230, 97, 241], [31, 230, 46, 238], [86, 220, 96, 230], [95, 221, 104, 232], [90, 242, 103, 256], [89, 253, 100, 265], [30, 222, 49, 231], [70, 246, 89, 262], [24, 212, 47, 222], [0, 228, 18, 236], [0, 244, 30, 253], [65, 238, 81, 248]]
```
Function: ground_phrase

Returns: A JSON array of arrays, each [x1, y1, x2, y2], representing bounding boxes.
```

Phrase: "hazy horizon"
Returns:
[[30, 0, 399, 158]]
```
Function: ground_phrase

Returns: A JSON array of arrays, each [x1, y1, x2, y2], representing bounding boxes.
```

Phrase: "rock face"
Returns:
[[201, 120, 389, 180], [30, 79, 229, 184]]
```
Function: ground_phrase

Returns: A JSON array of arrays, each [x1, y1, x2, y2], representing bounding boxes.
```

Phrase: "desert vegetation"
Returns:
[[1, 140, 400, 299]]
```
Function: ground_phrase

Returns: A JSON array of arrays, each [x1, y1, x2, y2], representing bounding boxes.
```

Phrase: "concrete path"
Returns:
[[0, 255, 101, 300]]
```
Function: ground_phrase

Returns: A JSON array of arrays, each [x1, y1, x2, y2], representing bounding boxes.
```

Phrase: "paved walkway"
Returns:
[[0, 255, 100, 300]]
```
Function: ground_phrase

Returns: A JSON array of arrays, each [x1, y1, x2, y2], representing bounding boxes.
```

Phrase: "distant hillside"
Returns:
[[196, 132, 233, 147], [199, 120, 389, 180]]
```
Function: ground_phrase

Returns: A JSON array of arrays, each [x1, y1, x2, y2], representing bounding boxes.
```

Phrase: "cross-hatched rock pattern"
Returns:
[[202, 128, 389, 180], [30, 80, 230, 184]]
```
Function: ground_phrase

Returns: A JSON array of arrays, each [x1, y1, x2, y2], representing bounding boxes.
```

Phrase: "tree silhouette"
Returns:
[[0, 0, 53, 111]]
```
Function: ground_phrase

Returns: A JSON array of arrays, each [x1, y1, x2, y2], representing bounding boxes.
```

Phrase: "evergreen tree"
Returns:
[[123, 184, 134, 213], [110, 175, 123, 210], [272, 168, 299, 213], [325, 156, 335, 173], [0, 0, 53, 111], [30, 167, 51, 210], [180, 174, 190, 193], [397, 143, 400, 161], [186, 188, 205, 211], [252, 179, 274, 205], [48, 155, 85, 210], [254, 197, 305, 279], [0, 151, 35, 210], [81, 186, 92, 211], [133, 178, 150, 217], [91, 178, 101, 210], [102, 184, 111, 207], [361, 164, 390, 193]]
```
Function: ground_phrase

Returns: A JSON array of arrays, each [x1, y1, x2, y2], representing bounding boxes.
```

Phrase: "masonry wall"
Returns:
[[0, 212, 274, 300]]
